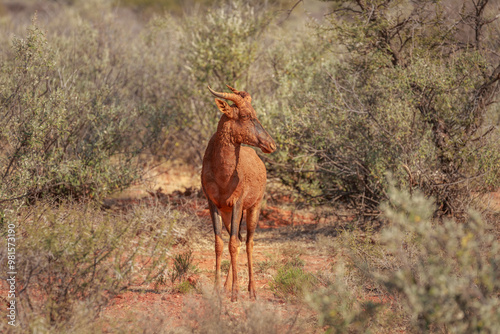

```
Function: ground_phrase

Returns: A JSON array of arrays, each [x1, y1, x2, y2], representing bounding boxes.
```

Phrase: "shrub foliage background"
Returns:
[[275, 0, 500, 214], [0, 0, 498, 212]]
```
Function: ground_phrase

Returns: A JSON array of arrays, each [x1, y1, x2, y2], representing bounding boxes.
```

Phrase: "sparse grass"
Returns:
[[283, 255, 305, 269], [170, 249, 195, 284], [221, 259, 230, 274], [153, 271, 168, 291], [281, 244, 306, 259], [306, 261, 383, 334], [175, 280, 196, 294], [255, 250, 282, 274], [269, 256, 318, 301], [0, 201, 174, 333], [178, 293, 306, 334], [255, 259, 274, 274]]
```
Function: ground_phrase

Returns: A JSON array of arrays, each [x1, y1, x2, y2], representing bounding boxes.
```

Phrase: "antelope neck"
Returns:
[[212, 129, 241, 179]]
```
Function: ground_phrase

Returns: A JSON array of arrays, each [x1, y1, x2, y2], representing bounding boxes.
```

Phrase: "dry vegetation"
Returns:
[[0, 0, 499, 333]]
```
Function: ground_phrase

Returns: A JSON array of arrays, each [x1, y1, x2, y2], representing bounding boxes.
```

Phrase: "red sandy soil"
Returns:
[[99, 203, 339, 331], [100, 242, 334, 328]]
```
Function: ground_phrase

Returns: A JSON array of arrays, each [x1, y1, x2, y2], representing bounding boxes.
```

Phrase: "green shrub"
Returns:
[[0, 15, 140, 203], [164, 0, 274, 162], [270, 257, 318, 300], [0, 202, 173, 333], [306, 262, 381, 334], [267, 0, 500, 215], [379, 184, 500, 332], [221, 259, 231, 274], [0, 1, 184, 203], [309, 183, 500, 333], [175, 280, 196, 294], [170, 249, 195, 283]]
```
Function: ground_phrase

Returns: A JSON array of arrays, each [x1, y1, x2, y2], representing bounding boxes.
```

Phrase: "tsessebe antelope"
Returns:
[[201, 85, 276, 301]]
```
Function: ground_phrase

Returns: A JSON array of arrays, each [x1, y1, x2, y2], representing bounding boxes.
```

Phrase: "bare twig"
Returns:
[[278, 0, 303, 25]]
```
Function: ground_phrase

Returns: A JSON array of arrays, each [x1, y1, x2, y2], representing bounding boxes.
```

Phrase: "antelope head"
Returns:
[[208, 85, 277, 154]]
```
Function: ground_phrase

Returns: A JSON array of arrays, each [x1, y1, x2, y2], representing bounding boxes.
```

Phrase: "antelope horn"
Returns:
[[207, 85, 243, 105], [225, 84, 240, 94], [226, 84, 252, 103]]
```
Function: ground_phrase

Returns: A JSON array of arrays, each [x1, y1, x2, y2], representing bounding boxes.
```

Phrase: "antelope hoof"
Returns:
[[231, 291, 238, 302]]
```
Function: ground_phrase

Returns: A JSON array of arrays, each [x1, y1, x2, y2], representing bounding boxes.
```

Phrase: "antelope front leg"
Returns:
[[229, 200, 243, 302], [246, 204, 260, 300], [209, 201, 223, 292], [223, 213, 243, 292]]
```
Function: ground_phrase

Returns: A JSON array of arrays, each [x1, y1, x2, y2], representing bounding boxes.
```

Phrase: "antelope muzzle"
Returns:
[[253, 119, 276, 154]]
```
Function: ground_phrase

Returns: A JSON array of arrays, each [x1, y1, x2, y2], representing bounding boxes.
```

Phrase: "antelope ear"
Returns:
[[214, 99, 234, 118]]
